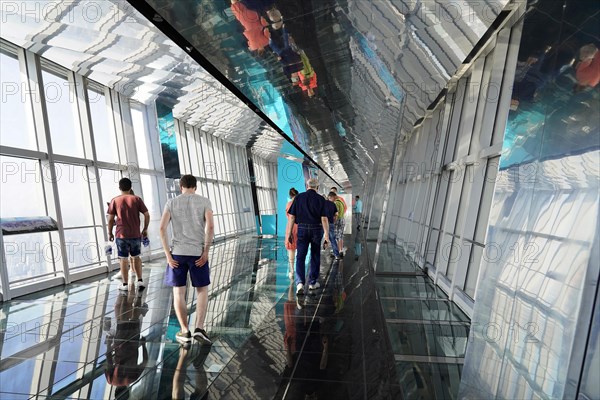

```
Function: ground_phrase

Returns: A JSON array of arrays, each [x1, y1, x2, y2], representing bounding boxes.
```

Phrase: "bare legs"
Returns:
[[119, 258, 129, 283], [172, 285, 209, 334], [132, 256, 143, 280], [194, 286, 208, 331], [173, 286, 189, 333], [287, 249, 296, 277]]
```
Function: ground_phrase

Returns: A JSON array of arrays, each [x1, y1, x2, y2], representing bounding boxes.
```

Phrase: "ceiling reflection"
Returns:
[[0, 0, 283, 159], [136, 0, 509, 188], [1, 0, 511, 187]]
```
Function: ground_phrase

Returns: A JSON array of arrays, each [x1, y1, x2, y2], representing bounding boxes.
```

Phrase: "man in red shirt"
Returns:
[[107, 178, 150, 291]]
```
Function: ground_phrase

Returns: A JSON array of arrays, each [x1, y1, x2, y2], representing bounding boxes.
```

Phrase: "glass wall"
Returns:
[[385, 8, 524, 313], [0, 49, 35, 150], [173, 120, 255, 240], [252, 154, 277, 216], [460, 1, 600, 398], [0, 40, 167, 300]]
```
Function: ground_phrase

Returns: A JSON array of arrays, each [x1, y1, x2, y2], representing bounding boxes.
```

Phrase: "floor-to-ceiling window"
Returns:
[[0, 40, 167, 300], [252, 154, 277, 216], [386, 12, 524, 315], [172, 120, 255, 240]]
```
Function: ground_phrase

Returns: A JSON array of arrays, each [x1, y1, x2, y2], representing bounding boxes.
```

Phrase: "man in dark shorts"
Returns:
[[330, 187, 347, 255], [286, 178, 329, 295], [159, 175, 214, 345], [326, 192, 341, 260], [107, 178, 150, 292]]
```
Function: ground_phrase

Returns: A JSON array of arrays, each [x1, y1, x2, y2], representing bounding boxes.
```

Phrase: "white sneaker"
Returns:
[[114, 268, 135, 280], [118, 283, 129, 291], [309, 282, 321, 290], [136, 280, 146, 291], [296, 283, 304, 295]]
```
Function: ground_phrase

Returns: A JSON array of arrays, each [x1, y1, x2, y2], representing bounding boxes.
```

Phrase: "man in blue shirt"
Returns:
[[353, 195, 363, 230], [286, 178, 330, 295]]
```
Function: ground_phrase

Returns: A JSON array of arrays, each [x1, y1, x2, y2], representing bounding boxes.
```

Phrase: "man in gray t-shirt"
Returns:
[[159, 175, 214, 345]]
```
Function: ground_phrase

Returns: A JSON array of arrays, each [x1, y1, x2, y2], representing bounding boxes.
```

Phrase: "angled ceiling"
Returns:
[[131, 0, 510, 189], [1, 0, 511, 189]]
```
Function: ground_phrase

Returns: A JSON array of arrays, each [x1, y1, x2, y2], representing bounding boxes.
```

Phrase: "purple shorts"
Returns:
[[164, 255, 210, 288]]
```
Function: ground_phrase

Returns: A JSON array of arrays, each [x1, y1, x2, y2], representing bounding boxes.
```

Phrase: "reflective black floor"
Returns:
[[0, 232, 468, 399]]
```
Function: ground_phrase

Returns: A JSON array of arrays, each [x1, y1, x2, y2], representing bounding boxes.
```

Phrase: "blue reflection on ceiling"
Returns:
[[344, 19, 405, 104]]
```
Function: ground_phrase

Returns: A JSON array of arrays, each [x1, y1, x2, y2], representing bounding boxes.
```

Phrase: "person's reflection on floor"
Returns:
[[172, 345, 210, 400], [354, 235, 362, 261], [285, 262, 350, 399], [284, 296, 325, 399], [104, 291, 149, 399], [316, 261, 344, 372], [283, 283, 298, 369], [331, 261, 346, 315]]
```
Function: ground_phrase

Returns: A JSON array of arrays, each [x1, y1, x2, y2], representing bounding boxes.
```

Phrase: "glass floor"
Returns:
[[375, 242, 470, 400], [0, 233, 469, 399]]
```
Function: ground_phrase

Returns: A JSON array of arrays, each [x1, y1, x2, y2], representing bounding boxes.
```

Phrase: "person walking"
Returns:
[[159, 175, 214, 345], [330, 187, 347, 212], [285, 188, 299, 279], [286, 178, 329, 295], [112, 189, 140, 281], [353, 195, 363, 230], [330, 187, 347, 253], [107, 178, 150, 292], [326, 192, 341, 260]]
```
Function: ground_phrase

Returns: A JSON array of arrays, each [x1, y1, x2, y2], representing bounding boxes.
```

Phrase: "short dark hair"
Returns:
[[330, 187, 337, 191], [119, 178, 132, 192], [328, 191, 336, 198], [356, 195, 360, 199], [180, 174, 197, 189], [289, 188, 299, 197]]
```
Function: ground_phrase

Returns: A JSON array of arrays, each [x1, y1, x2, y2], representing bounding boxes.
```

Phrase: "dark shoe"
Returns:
[[193, 328, 212, 345], [176, 330, 191, 343]]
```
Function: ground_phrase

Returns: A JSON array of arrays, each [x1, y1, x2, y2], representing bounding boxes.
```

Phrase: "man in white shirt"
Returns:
[[159, 175, 214, 345]]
